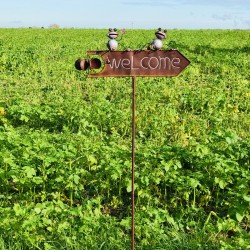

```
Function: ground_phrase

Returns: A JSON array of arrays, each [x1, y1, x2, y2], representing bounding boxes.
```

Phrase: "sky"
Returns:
[[0, 0, 250, 29]]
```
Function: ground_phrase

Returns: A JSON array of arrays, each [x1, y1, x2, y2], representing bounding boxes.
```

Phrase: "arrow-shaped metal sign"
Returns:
[[85, 49, 190, 77]]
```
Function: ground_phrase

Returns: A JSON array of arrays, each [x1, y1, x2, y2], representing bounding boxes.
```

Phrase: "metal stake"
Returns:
[[131, 76, 136, 250]]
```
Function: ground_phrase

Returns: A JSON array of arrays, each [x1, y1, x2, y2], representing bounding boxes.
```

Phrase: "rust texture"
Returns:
[[87, 50, 190, 77]]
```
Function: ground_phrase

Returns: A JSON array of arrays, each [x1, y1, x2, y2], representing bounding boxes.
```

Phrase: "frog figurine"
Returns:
[[151, 28, 167, 50], [106, 28, 126, 51], [106, 28, 119, 51]]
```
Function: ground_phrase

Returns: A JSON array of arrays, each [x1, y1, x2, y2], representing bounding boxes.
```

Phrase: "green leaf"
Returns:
[[23, 166, 36, 178], [55, 176, 64, 182], [166, 215, 175, 225], [88, 155, 97, 165], [120, 218, 130, 229], [243, 195, 250, 202], [73, 174, 80, 184], [236, 212, 244, 222], [188, 178, 200, 188], [126, 180, 132, 193], [20, 114, 29, 122], [13, 203, 25, 216], [215, 177, 226, 189], [34, 207, 41, 214], [0, 107, 6, 116]]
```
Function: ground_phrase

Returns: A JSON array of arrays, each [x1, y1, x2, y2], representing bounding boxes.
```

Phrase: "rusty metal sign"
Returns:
[[85, 50, 190, 77]]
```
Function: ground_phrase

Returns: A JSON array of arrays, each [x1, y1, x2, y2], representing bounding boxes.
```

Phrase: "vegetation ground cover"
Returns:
[[0, 28, 249, 249]]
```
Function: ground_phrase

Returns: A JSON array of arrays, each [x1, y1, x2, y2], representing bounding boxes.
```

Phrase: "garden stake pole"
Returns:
[[131, 76, 136, 250]]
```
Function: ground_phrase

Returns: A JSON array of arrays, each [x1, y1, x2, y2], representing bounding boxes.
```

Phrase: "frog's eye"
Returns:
[[114, 28, 117, 32], [158, 27, 162, 31], [109, 28, 112, 32], [164, 29, 167, 33]]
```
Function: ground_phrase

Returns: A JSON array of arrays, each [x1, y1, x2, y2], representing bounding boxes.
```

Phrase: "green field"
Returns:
[[0, 28, 250, 249]]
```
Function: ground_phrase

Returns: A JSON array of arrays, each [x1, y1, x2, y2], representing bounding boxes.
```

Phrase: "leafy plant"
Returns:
[[0, 28, 249, 249]]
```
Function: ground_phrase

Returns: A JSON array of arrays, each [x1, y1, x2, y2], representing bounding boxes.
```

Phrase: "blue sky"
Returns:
[[0, 0, 250, 29]]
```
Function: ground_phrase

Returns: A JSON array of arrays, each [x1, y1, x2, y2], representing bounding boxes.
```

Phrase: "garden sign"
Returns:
[[75, 28, 190, 250]]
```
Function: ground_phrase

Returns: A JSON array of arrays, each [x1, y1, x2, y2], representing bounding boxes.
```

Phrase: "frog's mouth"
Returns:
[[109, 32, 118, 36], [156, 32, 166, 39]]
